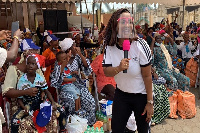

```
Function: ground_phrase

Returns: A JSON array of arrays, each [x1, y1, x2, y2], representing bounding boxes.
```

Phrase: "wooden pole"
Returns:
[[132, 3, 133, 15], [15, 1, 17, 21], [5, 2, 9, 29], [100, 2, 102, 24], [199, 49, 200, 98], [182, 0, 185, 28], [80, 0, 83, 35], [92, 0, 95, 38], [27, 1, 31, 29], [10, 2, 14, 22], [84, 0, 89, 19]]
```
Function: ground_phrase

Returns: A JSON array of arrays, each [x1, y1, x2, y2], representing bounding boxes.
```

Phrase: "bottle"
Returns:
[[100, 127, 104, 133], [84, 128, 90, 133], [99, 114, 103, 121], [90, 126, 95, 133], [103, 116, 108, 131], [107, 116, 112, 131], [85, 126, 90, 133], [98, 112, 102, 121], [96, 111, 99, 120], [95, 127, 100, 133], [84, 130, 89, 133]]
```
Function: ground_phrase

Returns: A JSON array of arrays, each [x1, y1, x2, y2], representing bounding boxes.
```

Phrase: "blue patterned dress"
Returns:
[[51, 54, 96, 126], [153, 45, 190, 91]]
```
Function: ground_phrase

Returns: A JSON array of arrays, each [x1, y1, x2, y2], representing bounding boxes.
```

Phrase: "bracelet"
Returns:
[[114, 68, 119, 74], [13, 36, 19, 41]]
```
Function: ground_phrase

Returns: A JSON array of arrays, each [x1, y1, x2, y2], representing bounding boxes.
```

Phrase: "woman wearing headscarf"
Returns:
[[152, 33, 190, 91], [158, 30, 185, 73], [51, 38, 96, 126], [2, 39, 59, 133]]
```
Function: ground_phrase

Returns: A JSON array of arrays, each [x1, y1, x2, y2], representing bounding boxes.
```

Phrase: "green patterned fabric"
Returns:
[[152, 84, 170, 124]]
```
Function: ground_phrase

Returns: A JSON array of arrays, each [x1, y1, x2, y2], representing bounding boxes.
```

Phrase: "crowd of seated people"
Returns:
[[0, 14, 200, 132]]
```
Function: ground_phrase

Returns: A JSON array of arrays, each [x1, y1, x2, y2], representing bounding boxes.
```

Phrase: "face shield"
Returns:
[[117, 13, 135, 39]]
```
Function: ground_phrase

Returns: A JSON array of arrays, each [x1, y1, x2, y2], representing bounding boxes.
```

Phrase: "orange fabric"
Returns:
[[177, 90, 196, 119], [42, 48, 59, 82], [185, 57, 198, 87], [168, 90, 178, 119], [91, 54, 116, 93]]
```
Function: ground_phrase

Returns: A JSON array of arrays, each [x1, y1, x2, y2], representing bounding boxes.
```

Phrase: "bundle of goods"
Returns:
[[185, 57, 198, 87]]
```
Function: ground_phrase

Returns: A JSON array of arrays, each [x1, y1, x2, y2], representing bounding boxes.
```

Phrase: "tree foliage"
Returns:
[[136, 4, 151, 12]]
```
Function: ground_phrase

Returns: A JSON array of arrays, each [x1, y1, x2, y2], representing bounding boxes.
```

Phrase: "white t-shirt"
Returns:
[[178, 42, 195, 59], [0, 47, 7, 68], [102, 39, 152, 94]]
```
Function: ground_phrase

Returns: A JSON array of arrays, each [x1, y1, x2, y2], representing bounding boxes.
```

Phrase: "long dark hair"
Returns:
[[104, 8, 134, 46]]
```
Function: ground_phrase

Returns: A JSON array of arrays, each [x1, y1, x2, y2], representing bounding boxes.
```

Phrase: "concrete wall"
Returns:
[[0, 3, 24, 30], [81, 13, 112, 26], [0, 2, 76, 31]]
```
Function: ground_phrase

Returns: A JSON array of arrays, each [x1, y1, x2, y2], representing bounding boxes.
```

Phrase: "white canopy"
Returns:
[[2, 0, 200, 5], [1, 0, 77, 2], [95, 0, 200, 6]]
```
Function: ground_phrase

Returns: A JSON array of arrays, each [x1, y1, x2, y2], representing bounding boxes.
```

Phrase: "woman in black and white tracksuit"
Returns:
[[102, 8, 153, 133]]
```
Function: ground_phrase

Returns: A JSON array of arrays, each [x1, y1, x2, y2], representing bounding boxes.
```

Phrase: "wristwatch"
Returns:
[[147, 100, 154, 105]]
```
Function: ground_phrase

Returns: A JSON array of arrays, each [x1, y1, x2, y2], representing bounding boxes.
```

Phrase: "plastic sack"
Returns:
[[177, 90, 196, 119], [66, 115, 88, 133], [185, 57, 198, 87], [73, 115, 88, 131], [168, 90, 178, 119]]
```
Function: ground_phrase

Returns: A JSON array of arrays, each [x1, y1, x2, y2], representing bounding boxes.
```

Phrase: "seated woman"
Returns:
[[151, 66, 170, 125], [152, 33, 190, 91], [2, 40, 64, 133], [51, 38, 96, 126], [159, 30, 185, 73], [91, 53, 116, 100], [55, 51, 83, 115], [11, 54, 66, 133]]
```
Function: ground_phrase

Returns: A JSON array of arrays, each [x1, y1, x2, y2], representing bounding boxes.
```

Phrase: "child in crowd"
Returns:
[[56, 51, 82, 113], [11, 54, 66, 133]]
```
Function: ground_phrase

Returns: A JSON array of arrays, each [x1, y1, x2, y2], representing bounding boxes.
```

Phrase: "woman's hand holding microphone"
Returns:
[[116, 58, 130, 73]]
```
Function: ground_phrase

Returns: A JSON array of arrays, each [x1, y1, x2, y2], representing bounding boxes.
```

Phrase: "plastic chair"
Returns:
[[0, 107, 6, 133], [93, 72, 100, 111], [3, 97, 10, 131]]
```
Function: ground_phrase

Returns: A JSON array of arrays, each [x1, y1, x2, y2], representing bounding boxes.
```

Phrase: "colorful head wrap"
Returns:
[[27, 54, 46, 71]]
